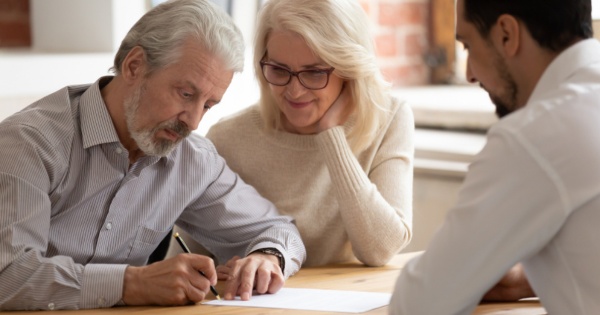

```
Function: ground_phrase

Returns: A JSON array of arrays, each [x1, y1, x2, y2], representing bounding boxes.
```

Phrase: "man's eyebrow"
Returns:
[[184, 80, 222, 104]]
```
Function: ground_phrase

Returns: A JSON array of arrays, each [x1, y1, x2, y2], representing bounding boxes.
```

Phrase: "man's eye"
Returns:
[[181, 90, 193, 98]]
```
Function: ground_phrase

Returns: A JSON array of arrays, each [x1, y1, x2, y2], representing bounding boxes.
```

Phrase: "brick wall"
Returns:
[[0, 0, 30, 48], [360, 0, 431, 86]]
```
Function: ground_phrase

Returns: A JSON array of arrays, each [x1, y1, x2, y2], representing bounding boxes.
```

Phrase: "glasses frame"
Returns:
[[260, 61, 336, 90]]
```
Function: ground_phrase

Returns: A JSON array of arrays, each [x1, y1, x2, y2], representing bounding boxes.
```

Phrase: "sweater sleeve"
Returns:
[[314, 102, 414, 266]]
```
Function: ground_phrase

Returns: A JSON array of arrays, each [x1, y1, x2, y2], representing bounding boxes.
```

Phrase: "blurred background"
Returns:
[[1, 0, 598, 252]]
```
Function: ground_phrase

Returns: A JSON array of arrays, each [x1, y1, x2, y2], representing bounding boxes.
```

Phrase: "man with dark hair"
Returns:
[[390, 0, 600, 314], [463, 0, 592, 52]]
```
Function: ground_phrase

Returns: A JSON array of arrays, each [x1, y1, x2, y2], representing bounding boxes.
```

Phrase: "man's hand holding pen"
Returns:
[[121, 235, 286, 305], [122, 253, 218, 306], [173, 232, 285, 301]]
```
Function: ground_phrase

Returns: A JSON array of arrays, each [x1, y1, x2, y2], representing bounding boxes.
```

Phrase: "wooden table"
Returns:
[[1, 252, 546, 314]]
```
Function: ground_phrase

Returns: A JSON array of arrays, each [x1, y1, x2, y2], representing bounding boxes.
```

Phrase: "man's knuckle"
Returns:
[[241, 282, 253, 290], [168, 291, 188, 305]]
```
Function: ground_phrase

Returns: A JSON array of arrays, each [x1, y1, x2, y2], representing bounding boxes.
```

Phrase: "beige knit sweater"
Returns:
[[204, 99, 414, 267]]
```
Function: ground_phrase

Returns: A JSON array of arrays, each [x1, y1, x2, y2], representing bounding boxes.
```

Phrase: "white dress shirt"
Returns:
[[390, 39, 600, 315]]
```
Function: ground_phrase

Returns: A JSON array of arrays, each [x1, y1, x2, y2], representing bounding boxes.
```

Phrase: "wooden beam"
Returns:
[[429, 0, 456, 84]]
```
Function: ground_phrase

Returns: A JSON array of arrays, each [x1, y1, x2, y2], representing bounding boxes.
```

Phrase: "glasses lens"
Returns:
[[298, 70, 329, 89], [262, 64, 291, 86], [261, 63, 332, 90]]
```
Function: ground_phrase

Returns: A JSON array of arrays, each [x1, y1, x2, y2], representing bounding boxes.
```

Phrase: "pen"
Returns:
[[173, 232, 221, 300]]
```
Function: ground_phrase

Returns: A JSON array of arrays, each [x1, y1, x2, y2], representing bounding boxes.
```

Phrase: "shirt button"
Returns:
[[48, 302, 55, 310], [97, 297, 106, 306], [106, 222, 112, 230], [115, 148, 123, 154]]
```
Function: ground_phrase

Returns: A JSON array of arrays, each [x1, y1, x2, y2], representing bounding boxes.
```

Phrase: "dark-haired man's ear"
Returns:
[[492, 14, 521, 58], [121, 46, 147, 83]]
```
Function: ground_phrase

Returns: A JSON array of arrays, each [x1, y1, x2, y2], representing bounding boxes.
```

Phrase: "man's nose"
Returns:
[[466, 59, 478, 84], [179, 103, 205, 131]]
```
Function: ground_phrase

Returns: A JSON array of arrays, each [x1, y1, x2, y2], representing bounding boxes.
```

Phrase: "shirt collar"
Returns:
[[79, 76, 178, 167], [80, 76, 121, 149], [528, 39, 600, 105]]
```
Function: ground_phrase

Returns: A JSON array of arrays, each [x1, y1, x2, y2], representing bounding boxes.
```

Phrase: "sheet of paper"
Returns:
[[203, 287, 391, 313]]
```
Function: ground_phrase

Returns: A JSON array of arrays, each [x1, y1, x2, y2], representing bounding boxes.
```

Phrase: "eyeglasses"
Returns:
[[260, 61, 335, 90]]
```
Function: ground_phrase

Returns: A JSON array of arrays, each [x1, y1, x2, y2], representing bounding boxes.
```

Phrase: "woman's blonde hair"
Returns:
[[254, 0, 392, 154]]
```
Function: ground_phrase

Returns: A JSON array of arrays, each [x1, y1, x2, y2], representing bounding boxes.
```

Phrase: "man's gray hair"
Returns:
[[112, 0, 244, 75]]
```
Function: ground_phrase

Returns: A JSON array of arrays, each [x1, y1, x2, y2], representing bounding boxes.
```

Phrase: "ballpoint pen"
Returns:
[[173, 232, 221, 300]]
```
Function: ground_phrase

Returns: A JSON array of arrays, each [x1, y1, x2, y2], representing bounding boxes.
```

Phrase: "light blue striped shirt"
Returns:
[[0, 77, 306, 310]]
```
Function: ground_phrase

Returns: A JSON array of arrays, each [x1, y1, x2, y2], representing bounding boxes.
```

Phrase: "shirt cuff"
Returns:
[[79, 264, 128, 309], [247, 243, 294, 278]]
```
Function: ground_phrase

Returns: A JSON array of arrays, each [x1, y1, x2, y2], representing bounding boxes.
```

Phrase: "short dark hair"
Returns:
[[464, 0, 593, 52]]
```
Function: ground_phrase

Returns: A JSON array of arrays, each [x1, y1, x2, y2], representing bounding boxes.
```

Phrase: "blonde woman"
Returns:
[[209, 0, 414, 268]]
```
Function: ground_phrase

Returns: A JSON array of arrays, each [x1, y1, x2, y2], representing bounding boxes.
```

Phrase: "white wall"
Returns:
[[31, 0, 146, 52], [0, 0, 146, 105], [232, 1, 259, 46], [112, 1, 149, 51], [32, 1, 113, 52]]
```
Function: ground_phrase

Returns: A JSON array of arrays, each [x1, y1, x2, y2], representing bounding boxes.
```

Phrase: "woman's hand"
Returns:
[[317, 83, 353, 132]]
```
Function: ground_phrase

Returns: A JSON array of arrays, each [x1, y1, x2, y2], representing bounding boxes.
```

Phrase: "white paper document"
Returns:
[[203, 287, 392, 313]]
